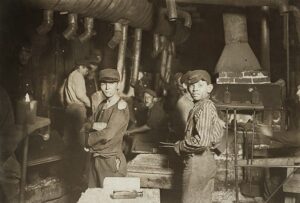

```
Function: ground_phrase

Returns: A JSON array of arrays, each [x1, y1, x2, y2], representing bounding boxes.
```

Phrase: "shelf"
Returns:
[[215, 101, 264, 110], [17, 116, 51, 135], [27, 154, 65, 167]]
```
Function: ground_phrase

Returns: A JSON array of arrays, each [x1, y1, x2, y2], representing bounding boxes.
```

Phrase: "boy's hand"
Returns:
[[256, 123, 273, 137], [92, 122, 107, 131]]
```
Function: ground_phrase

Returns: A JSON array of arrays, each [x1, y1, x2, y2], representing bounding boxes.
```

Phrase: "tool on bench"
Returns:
[[110, 190, 143, 199], [159, 142, 175, 148]]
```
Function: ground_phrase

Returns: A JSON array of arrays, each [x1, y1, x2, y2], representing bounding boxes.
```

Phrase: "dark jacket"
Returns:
[[86, 99, 129, 157]]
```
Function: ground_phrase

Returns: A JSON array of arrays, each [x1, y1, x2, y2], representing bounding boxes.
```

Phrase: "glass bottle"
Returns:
[[224, 86, 231, 104], [251, 87, 260, 104]]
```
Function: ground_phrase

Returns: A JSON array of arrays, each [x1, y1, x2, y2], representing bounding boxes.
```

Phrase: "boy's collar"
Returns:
[[194, 97, 210, 104]]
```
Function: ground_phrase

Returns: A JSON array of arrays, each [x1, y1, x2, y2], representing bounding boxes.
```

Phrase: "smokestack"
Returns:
[[215, 12, 261, 73]]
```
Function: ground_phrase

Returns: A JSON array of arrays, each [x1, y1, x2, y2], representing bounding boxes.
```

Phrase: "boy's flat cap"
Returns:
[[99, 69, 120, 82], [182, 70, 211, 85], [144, 88, 157, 98]]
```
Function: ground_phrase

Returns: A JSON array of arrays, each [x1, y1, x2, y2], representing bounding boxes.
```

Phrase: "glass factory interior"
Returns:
[[1, 0, 300, 202]]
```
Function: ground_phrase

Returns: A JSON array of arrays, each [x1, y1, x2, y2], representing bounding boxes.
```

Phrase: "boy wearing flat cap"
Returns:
[[126, 88, 168, 143], [84, 68, 130, 188], [174, 70, 224, 203]]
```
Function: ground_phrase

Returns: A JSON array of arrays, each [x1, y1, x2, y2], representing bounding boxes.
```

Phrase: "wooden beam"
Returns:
[[238, 157, 300, 167]]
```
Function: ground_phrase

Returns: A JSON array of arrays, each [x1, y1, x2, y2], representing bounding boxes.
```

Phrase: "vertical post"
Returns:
[[131, 28, 143, 87], [249, 110, 256, 194], [20, 126, 29, 203], [225, 108, 229, 189], [234, 109, 239, 203], [283, 13, 290, 96], [261, 6, 270, 73], [117, 24, 128, 94]]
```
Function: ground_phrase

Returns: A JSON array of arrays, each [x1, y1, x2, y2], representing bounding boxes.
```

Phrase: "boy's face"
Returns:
[[87, 64, 98, 79], [78, 65, 89, 76], [143, 92, 154, 108], [100, 82, 118, 98], [188, 80, 213, 101], [19, 48, 32, 65]]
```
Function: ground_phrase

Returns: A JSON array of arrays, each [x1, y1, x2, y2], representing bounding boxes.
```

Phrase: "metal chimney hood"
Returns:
[[215, 12, 261, 73]]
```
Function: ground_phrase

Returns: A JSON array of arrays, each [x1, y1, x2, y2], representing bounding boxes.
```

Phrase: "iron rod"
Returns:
[[238, 164, 300, 168], [284, 13, 290, 96], [234, 109, 239, 203], [225, 108, 229, 189]]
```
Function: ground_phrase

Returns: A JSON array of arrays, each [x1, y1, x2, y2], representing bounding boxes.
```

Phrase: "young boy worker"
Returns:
[[84, 68, 130, 188], [174, 70, 225, 203]]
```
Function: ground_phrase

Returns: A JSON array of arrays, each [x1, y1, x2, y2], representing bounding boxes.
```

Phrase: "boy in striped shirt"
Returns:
[[174, 70, 224, 203]]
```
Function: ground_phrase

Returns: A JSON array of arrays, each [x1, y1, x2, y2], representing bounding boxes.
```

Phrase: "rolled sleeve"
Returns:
[[179, 101, 224, 153]]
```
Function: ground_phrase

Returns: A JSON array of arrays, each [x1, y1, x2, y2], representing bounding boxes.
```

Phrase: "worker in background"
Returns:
[[86, 48, 102, 98], [85, 61, 99, 99], [63, 59, 92, 186], [126, 71, 150, 128], [126, 88, 169, 143], [174, 70, 225, 203], [256, 84, 300, 202], [87, 49, 107, 114], [90, 48, 102, 65], [257, 84, 300, 150], [169, 72, 194, 141], [83, 68, 129, 188], [64, 59, 91, 144], [0, 85, 23, 202], [2, 42, 34, 106]]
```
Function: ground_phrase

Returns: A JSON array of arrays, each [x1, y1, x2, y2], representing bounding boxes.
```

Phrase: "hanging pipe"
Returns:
[[36, 10, 53, 35], [108, 22, 123, 49], [152, 33, 160, 57], [261, 6, 270, 73], [63, 13, 78, 40], [166, 0, 178, 21], [160, 36, 168, 82], [131, 28, 142, 87], [117, 24, 128, 82], [171, 40, 176, 55], [177, 9, 192, 29], [289, 6, 300, 45], [79, 17, 95, 42], [27, 0, 153, 30], [165, 42, 174, 83]]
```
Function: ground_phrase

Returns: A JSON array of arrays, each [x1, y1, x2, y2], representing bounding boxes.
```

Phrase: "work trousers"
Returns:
[[64, 103, 87, 185], [64, 103, 86, 146], [88, 153, 127, 188], [182, 150, 216, 203], [0, 154, 20, 202]]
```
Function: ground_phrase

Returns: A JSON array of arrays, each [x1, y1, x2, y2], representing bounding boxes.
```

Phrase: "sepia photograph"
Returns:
[[0, 0, 300, 202]]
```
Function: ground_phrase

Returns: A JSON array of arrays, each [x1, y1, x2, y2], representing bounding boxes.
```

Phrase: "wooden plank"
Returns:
[[215, 101, 264, 110], [283, 174, 300, 193], [238, 157, 300, 167], [27, 154, 64, 167], [16, 117, 51, 135]]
